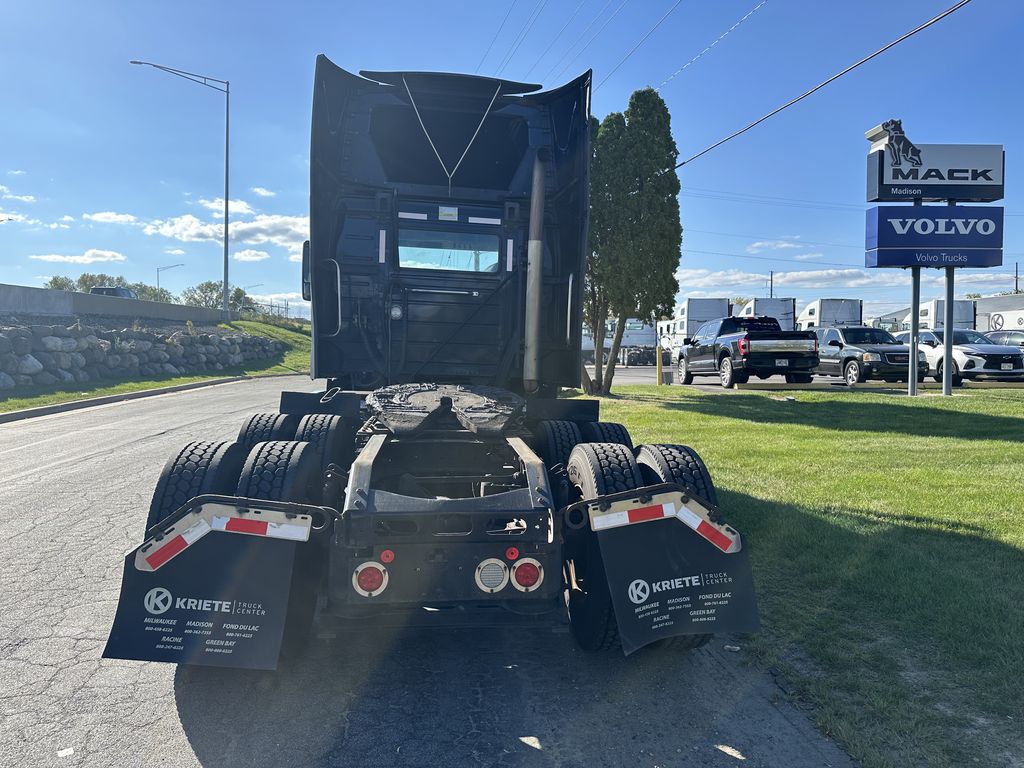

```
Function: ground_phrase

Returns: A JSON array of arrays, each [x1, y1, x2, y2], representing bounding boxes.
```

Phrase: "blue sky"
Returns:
[[1, 0, 1021, 318]]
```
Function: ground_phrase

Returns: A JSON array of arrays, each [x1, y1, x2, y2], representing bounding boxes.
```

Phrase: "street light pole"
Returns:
[[156, 263, 184, 291], [130, 60, 230, 318]]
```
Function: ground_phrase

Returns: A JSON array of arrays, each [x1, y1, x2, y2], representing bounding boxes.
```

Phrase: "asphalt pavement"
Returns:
[[0, 376, 853, 768]]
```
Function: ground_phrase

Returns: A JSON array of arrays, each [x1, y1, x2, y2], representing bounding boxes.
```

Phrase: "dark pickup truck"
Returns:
[[677, 316, 818, 388]]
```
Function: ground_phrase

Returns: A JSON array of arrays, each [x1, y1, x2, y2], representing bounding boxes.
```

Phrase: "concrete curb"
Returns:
[[0, 372, 302, 425]]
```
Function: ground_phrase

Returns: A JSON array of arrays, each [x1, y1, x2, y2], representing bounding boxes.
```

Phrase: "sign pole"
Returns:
[[942, 266, 955, 395], [909, 266, 920, 396]]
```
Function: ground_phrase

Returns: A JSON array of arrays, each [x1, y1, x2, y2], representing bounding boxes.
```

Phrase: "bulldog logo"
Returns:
[[882, 119, 922, 168]]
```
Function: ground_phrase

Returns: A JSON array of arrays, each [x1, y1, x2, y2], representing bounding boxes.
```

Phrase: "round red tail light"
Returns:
[[511, 558, 543, 592], [352, 562, 388, 597]]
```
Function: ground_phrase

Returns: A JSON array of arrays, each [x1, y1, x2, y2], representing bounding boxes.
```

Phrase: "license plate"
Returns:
[[1002, 363, 1013, 370], [776, 359, 789, 366]]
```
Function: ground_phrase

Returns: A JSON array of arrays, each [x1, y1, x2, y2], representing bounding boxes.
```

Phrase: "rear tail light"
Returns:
[[813, 338, 819, 354], [352, 562, 388, 597], [475, 558, 509, 593], [738, 338, 749, 356], [511, 558, 543, 592]]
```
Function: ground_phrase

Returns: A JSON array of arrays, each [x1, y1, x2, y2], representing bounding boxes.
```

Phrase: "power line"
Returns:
[[475, 0, 518, 74], [524, 0, 587, 79], [543, 0, 614, 82], [552, 0, 631, 82], [673, 0, 974, 170], [657, 0, 769, 91], [595, 0, 686, 91], [685, 228, 862, 249], [683, 248, 862, 269], [496, 0, 549, 76]]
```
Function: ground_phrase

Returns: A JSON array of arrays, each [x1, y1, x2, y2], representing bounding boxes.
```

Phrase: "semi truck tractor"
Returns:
[[103, 57, 758, 669]]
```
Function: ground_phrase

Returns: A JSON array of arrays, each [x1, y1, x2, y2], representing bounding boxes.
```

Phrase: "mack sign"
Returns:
[[865, 206, 1003, 268], [865, 120, 1004, 203]]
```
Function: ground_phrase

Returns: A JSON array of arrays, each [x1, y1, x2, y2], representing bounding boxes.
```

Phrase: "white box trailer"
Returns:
[[903, 299, 975, 330], [978, 307, 1024, 333], [660, 298, 730, 349], [735, 298, 796, 331], [797, 299, 863, 330]]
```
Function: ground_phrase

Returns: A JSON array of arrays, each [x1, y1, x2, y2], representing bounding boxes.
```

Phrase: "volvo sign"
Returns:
[[866, 206, 1004, 268], [866, 120, 1004, 202]]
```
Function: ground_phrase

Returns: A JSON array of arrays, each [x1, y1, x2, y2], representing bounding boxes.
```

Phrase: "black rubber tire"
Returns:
[[536, 420, 582, 470], [236, 440, 319, 503], [719, 356, 736, 388], [237, 412, 301, 454], [678, 356, 693, 385], [580, 421, 634, 449], [236, 441, 322, 657], [564, 443, 645, 652], [784, 373, 813, 384], [634, 443, 718, 651], [844, 360, 863, 387], [146, 440, 247, 532], [294, 413, 354, 472], [634, 443, 719, 506]]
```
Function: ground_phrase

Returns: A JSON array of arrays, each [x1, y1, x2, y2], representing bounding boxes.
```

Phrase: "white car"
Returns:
[[894, 329, 1024, 385]]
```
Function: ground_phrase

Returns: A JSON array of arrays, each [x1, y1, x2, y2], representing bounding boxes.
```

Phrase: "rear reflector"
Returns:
[[510, 558, 543, 592], [590, 499, 740, 554], [352, 561, 388, 597], [474, 558, 509, 593]]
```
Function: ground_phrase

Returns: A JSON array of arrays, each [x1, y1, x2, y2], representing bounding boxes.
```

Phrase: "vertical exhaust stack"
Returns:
[[524, 149, 548, 393]]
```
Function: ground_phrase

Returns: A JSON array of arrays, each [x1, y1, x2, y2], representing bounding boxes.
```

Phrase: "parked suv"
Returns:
[[894, 329, 1024, 385], [985, 329, 1024, 352], [89, 286, 138, 299], [814, 326, 927, 386]]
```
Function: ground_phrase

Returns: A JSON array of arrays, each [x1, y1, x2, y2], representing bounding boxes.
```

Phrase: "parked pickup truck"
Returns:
[[677, 316, 818, 388]]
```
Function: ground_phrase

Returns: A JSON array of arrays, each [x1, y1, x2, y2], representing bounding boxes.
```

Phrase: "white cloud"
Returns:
[[46, 221, 70, 230], [0, 184, 35, 203], [289, 253, 303, 262], [198, 198, 255, 216], [29, 249, 126, 264], [8, 170, 26, 176], [60, 215, 74, 222], [250, 291, 307, 302], [83, 211, 136, 224], [164, 248, 186, 255], [250, 187, 275, 197], [144, 211, 309, 260], [234, 249, 271, 262], [144, 214, 219, 241], [746, 239, 802, 254], [792, 252, 824, 261]]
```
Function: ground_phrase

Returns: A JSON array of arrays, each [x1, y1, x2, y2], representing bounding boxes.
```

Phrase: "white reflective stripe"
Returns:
[[675, 504, 703, 530], [398, 211, 428, 220], [210, 515, 232, 532], [468, 216, 501, 225], [181, 518, 211, 545], [506, 239, 514, 271], [379, 230, 387, 263], [591, 510, 630, 531], [266, 522, 309, 541]]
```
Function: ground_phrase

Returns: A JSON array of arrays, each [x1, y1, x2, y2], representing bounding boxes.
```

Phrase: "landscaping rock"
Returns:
[[17, 354, 44, 376]]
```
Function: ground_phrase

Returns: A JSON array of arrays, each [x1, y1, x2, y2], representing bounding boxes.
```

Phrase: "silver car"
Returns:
[[895, 329, 1024, 385]]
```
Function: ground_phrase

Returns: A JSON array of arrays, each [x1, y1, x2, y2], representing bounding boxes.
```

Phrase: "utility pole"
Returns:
[[769, 270, 774, 298], [1016, 262, 1019, 294]]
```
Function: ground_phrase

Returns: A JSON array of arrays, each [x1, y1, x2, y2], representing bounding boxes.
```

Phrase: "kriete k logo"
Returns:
[[144, 587, 173, 615], [627, 579, 650, 605]]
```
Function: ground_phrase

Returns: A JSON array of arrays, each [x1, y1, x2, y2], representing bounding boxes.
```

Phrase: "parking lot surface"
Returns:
[[0, 376, 853, 767]]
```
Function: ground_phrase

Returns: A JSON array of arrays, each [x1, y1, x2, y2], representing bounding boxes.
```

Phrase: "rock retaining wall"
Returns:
[[0, 322, 283, 391]]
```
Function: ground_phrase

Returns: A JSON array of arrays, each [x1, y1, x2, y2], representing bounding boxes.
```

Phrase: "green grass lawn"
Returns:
[[0, 320, 312, 414], [596, 385, 1024, 768]]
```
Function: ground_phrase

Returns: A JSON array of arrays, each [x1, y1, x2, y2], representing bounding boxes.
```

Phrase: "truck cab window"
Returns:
[[398, 228, 500, 272]]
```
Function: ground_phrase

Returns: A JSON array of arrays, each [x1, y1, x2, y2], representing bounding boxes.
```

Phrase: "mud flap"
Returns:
[[103, 495, 331, 670], [567, 483, 759, 655]]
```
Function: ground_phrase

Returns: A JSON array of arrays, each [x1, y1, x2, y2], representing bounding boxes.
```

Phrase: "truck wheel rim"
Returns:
[[846, 364, 857, 385], [720, 360, 730, 384]]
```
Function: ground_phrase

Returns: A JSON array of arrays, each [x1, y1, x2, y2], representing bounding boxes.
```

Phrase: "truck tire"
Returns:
[[719, 356, 737, 388], [146, 440, 247, 533], [236, 440, 319, 503], [294, 413, 354, 473], [580, 421, 633, 449], [844, 360, 864, 386], [678, 356, 693, 385], [236, 441, 322, 657], [634, 443, 717, 651], [634, 443, 719, 506], [536, 420, 582, 470], [237, 412, 301, 453], [564, 443, 645, 652], [784, 373, 813, 384]]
